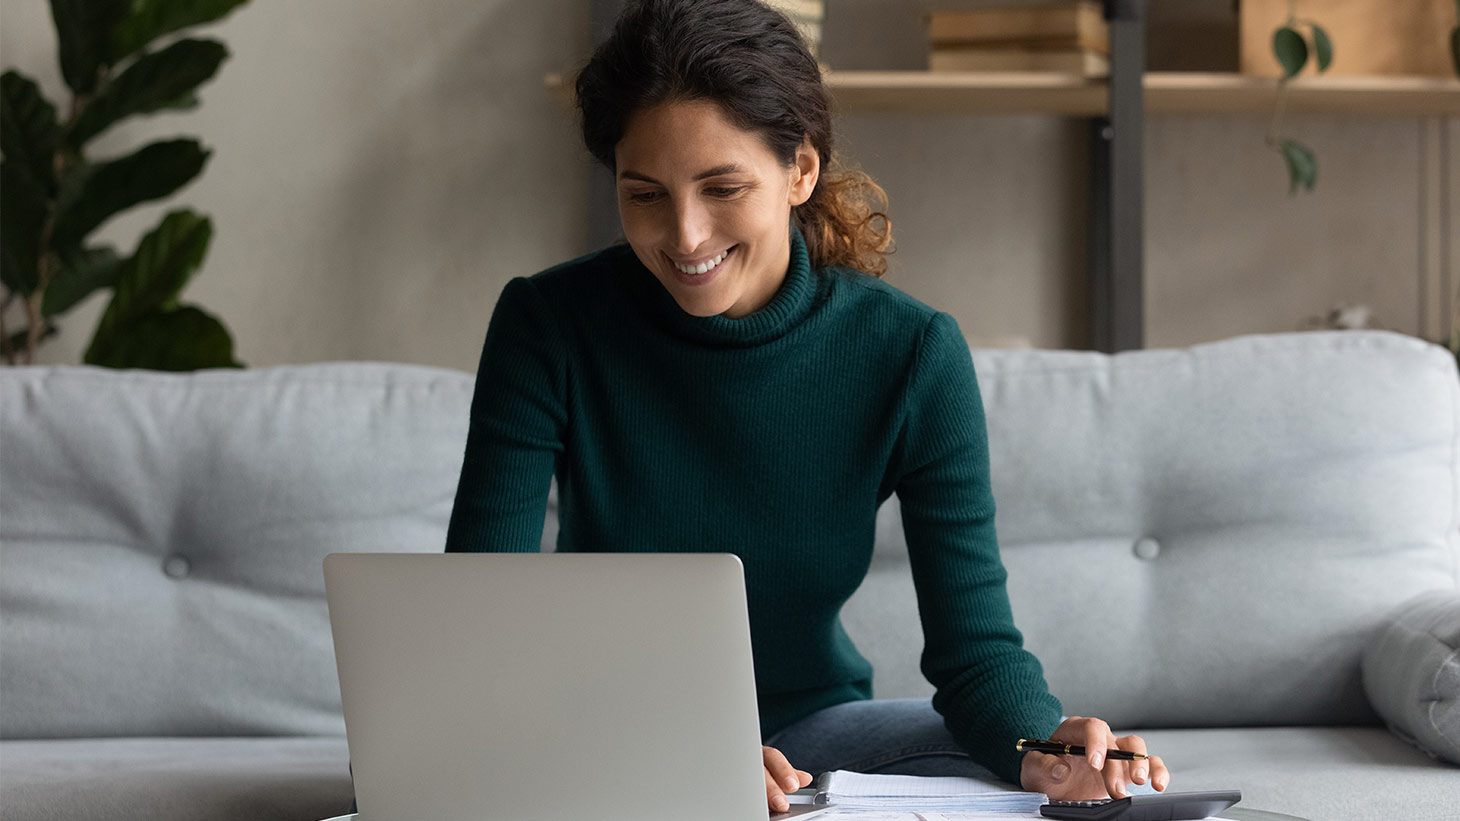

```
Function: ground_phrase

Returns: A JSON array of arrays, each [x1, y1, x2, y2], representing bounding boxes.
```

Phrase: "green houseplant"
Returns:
[[0, 0, 249, 369], [1268, 0, 1460, 195], [1267, 3, 1332, 195]]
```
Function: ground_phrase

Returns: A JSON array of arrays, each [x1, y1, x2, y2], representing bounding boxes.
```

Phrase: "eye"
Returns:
[[626, 191, 662, 204], [706, 186, 746, 197]]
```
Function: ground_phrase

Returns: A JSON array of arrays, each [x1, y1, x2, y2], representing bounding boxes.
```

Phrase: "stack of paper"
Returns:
[[813, 771, 1047, 814]]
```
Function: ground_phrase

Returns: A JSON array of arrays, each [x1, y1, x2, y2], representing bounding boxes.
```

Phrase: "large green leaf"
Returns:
[[68, 38, 227, 149], [0, 161, 48, 295], [50, 138, 210, 249], [1273, 26, 1308, 79], [42, 245, 123, 316], [91, 210, 211, 345], [161, 91, 200, 112], [85, 304, 240, 370], [1280, 138, 1318, 196], [108, 0, 251, 64], [50, 0, 130, 94], [1310, 24, 1333, 74], [1, 70, 60, 193]]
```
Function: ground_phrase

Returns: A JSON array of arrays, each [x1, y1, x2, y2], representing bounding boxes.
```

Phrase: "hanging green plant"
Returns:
[[0, 0, 249, 369], [1266, 1, 1332, 196]]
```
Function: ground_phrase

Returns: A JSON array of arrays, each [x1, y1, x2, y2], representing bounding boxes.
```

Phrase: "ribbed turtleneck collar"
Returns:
[[622, 224, 820, 348]]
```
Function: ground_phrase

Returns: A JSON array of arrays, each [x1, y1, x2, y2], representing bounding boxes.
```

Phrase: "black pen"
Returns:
[[1017, 738, 1149, 761]]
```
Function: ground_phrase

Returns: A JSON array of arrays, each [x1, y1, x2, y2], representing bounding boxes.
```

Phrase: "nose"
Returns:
[[669, 196, 711, 256]]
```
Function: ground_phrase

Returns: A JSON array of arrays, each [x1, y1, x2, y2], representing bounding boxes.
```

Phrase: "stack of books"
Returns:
[[925, 0, 1110, 77], [764, 0, 825, 59]]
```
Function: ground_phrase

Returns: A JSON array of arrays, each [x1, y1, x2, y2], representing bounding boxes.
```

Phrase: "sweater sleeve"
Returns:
[[894, 311, 1063, 784], [444, 277, 567, 553]]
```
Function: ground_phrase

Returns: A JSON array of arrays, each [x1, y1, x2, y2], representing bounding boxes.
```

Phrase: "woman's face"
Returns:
[[614, 99, 819, 319]]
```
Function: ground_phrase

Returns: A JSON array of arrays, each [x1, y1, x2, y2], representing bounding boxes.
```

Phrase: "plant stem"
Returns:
[[1269, 0, 1298, 147], [1267, 77, 1290, 148], [21, 88, 89, 364]]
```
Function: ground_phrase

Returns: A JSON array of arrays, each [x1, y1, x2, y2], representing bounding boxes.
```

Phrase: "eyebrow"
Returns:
[[617, 163, 746, 184]]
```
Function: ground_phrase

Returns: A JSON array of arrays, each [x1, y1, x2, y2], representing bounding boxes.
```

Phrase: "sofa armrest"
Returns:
[[1361, 590, 1460, 765]]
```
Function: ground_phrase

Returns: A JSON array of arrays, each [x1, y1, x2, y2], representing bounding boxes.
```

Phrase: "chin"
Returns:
[[671, 294, 729, 318]]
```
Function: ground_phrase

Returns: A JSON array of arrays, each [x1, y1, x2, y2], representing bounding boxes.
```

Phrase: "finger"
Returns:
[[1024, 751, 1073, 793], [1148, 755, 1170, 791], [1116, 734, 1149, 785], [762, 747, 802, 792], [763, 747, 809, 809], [1103, 754, 1127, 799], [764, 767, 789, 812], [1080, 718, 1112, 772]]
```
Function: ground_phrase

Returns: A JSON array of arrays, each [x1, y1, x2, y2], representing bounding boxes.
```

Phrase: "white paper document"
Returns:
[[803, 772, 1236, 820], [812, 770, 1045, 813], [800, 806, 1232, 812]]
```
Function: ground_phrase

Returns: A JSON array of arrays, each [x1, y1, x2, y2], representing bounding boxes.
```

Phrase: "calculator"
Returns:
[[1039, 789, 1242, 821]]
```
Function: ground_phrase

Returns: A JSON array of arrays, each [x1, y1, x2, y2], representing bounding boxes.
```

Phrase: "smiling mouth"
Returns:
[[673, 245, 736, 276]]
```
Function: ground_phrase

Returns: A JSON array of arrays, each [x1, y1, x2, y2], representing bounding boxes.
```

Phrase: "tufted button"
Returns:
[[1133, 537, 1161, 561], [162, 554, 191, 579]]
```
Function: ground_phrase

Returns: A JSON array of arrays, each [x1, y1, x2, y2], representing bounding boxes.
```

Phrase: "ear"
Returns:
[[787, 136, 820, 207]]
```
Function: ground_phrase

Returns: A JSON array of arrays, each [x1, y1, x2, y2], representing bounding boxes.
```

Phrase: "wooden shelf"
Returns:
[[1143, 72, 1460, 116], [545, 71, 1460, 117], [825, 72, 1460, 116], [825, 70, 1106, 115]]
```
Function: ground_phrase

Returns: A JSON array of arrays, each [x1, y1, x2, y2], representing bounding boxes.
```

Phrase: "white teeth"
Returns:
[[676, 248, 728, 275]]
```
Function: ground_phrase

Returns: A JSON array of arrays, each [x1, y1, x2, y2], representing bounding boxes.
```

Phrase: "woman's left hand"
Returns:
[[1018, 716, 1169, 801]]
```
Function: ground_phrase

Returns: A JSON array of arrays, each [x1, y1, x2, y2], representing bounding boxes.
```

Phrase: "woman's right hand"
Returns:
[[763, 745, 811, 813]]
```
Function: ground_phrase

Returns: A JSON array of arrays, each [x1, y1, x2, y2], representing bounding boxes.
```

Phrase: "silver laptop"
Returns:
[[324, 552, 834, 820]]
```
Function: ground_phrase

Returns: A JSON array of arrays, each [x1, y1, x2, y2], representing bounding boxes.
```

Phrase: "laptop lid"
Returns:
[[324, 552, 816, 821]]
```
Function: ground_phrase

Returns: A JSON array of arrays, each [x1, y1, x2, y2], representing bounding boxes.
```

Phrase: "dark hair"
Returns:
[[574, 0, 893, 276]]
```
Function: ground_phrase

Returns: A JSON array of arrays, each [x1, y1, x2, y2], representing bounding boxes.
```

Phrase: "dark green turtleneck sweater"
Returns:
[[444, 226, 1062, 782]]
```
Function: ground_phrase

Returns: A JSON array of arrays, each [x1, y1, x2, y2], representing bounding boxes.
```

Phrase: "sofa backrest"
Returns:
[[842, 330, 1460, 729], [0, 363, 475, 738], [4, 331, 1456, 739]]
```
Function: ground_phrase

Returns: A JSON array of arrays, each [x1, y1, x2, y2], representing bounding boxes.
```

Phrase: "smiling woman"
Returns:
[[611, 98, 818, 319], [574, 0, 892, 284], [433, 0, 1169, 817]]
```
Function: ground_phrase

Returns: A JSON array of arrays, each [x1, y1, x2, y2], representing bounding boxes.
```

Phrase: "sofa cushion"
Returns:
[[1362, 591, 1460, 764], [0, 737, 353, 821], [1131, 726, 1458, 821], [843, 331, 1460, 728], [0, 364, 475, 738]]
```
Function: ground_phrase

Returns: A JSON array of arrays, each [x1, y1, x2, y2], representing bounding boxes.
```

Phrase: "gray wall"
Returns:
[[2, 0, 1454, 368], [1, 0, 592, 372]]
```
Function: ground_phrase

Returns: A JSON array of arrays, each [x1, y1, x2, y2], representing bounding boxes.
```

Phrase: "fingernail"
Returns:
[[1157, 775, 1168, 790], [1136, 767, 1147, 781], [784, 775, 800, 791], [1091, 752, 1103, 769], [774, 796, 789, 811], [1051, 763, 1070, 780]]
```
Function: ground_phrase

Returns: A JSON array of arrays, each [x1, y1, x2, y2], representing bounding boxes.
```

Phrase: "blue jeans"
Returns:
[[765, 698, 1158, 797], [763, 697, 1006, 782]]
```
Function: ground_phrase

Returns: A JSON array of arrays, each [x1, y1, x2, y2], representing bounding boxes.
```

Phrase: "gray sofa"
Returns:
[[1, 329, 1456, 821]]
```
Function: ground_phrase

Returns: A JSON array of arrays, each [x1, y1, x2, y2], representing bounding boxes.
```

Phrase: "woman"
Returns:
[[445, 0, 1170, 813]]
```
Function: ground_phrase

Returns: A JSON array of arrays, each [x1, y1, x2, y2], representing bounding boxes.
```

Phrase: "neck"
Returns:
[[723, 228, 792, 319]]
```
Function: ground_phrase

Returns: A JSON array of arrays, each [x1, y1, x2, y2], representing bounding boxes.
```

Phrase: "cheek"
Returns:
[[618, 209, 662, 250]]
